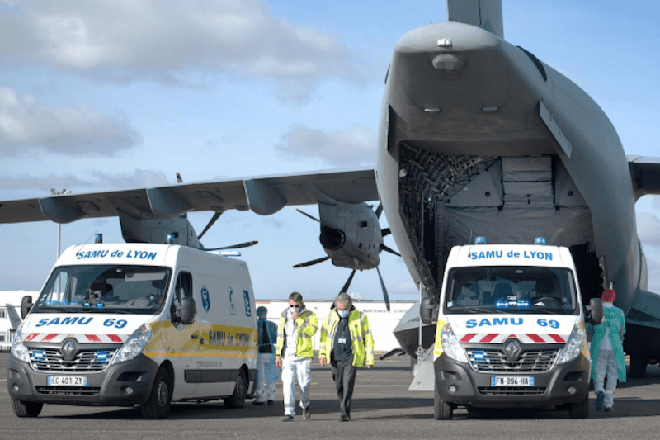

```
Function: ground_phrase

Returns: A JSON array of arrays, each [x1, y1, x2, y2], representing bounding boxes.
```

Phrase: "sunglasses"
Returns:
[[289, 304, 302, 308]]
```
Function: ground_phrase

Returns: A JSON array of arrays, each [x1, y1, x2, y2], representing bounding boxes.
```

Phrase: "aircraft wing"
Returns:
[[0, 168, 378, 224], [628, 155, 660, 199]]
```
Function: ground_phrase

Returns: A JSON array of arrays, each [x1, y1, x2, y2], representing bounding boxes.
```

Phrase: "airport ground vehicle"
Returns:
[[421, 239, 603, 419], [7, 241, 257, 419]]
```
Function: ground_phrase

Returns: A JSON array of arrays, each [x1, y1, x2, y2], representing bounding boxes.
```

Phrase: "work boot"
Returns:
[[595, 391, 605, 411], [282, 415, 294, 422], [340, 414, 350, 422], [252, 400, 265, 405], [303, 406, 311, 419]]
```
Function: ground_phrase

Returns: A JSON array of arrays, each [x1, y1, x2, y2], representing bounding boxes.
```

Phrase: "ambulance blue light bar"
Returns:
[[94, 234, 103, 244], [474, 236, 487, 244], [535, 237, 546, 245]]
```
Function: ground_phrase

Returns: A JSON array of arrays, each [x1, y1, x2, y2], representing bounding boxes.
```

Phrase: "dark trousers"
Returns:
[[331, 359, 357, 416]]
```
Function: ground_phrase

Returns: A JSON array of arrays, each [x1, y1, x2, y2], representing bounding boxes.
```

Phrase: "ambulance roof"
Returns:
[[55, 243, 247, 270], [448, 244, 574, 269]]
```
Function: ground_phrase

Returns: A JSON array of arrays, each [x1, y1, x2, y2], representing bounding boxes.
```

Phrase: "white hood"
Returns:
[[446, 314, 578, 344], [21, 313, 153, 344]]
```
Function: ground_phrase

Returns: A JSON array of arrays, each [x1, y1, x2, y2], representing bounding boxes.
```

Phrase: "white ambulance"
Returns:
[[8, 242, 258, 419], [421, 238, 603, 420]]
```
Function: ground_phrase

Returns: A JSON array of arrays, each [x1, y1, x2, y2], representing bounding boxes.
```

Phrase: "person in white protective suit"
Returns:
[[253, 306, 279, 405], [589, 289, 626, 412]]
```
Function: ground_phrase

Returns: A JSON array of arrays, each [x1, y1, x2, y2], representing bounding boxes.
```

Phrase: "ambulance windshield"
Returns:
[[32, 265, 172, 315], [443, 266, 578, 315]]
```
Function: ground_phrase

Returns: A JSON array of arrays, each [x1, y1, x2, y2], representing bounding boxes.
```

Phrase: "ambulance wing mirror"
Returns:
[[585, 298, 604, 325], [21, 295, 33, 319], [177, 297, 197, 325], [420, 297, 438, 325]]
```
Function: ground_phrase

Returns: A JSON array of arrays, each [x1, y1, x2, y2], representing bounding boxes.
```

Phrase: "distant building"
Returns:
[[0, 291, 39, 350], [256, 299, 415, 354]]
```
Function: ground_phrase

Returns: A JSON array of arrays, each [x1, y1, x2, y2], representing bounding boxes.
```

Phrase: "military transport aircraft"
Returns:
[[2, 0, 660, 376]]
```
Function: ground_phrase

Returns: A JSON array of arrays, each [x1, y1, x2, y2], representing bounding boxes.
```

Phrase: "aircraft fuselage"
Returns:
[[376, 22, 644, 318]]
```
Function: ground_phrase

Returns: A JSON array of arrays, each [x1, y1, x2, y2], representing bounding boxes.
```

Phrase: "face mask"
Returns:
[[338, 309, 350, 318]]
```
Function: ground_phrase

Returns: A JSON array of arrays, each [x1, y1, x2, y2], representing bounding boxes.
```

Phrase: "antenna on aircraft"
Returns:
[[176, 173, 183, 183]]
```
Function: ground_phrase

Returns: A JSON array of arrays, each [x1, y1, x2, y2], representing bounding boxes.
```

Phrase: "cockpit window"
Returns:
[[33, 265, 172, 315], [443, 266, 578, 315]]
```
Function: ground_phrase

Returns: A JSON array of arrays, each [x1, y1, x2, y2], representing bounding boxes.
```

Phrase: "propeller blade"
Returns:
[[376, 266, 391, 311], [341, 269, 357, 293], [375, 204, 383, 219], [205, 240, 259, 251], [198, 212, 223, 240], [381, 228, 391, 237], [381, 244, 401, 257], [295, 208, 320, 222], [294, 256, 330, 268]]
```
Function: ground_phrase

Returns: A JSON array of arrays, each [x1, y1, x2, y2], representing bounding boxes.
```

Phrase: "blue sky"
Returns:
[[1, 0, 659, 301]]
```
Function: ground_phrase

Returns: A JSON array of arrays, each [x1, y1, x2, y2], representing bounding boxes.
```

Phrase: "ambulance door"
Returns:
[[170, 269, 199, 398]]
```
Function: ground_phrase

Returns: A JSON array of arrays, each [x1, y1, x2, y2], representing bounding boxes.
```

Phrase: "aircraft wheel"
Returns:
[[141, 368, 173, 419], [568, 393, 589, 419], [433, 384, 452, 420], [12, 400, 43, 417], [630, 356, 647, 378], [224, 369, 247, 409]]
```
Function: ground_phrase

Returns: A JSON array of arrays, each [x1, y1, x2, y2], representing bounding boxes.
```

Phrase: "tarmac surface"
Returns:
[[1, 351, 660, 440]]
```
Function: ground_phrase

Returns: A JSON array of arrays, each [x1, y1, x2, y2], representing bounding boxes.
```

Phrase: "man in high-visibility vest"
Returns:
[[318, 292, 375, 422], [275, 292, 318, 422]]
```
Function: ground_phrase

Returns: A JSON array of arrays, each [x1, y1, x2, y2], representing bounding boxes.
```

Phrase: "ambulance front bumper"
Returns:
[[7, 353, 159, 406], [434, 352, 590, 409]]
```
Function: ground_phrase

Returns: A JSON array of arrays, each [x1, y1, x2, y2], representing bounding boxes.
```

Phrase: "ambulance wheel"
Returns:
[[568, 392, 589, 419], [434, 384, 452, 420], [12, 400, 43, 417], [224, 369, 247, 409], [141, 368, 172, 419], [630, 356, 647, 378]]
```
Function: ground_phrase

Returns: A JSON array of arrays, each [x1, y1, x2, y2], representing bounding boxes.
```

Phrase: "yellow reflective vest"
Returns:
[[319, 309, 375, 367], [276, 308, 318, 359]]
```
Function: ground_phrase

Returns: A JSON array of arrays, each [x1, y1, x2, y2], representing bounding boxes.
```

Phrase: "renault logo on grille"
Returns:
[[505, 339, 522, 361], [62, 339, 77, 361]]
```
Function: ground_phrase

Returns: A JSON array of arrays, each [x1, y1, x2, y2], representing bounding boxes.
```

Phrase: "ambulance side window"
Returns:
[[171, 271, 193, 323]]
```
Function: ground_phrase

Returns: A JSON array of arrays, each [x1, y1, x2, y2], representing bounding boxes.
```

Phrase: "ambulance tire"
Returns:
[[568, 392, 589, 419], [433, 384, 452, 420], [141, 368, 173, 419], [12, 400, 43, 417], [224, 369, 247, 409]]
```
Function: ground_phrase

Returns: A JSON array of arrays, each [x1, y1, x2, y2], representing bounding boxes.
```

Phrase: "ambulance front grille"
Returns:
[[36, 386, 101, 396], [478, 386, 546, 396], [29, 348, 117, 372], [466, 348, 560, 373]]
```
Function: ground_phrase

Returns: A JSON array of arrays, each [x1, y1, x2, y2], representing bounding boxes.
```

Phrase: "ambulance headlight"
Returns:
[[440, 324, 468, 363], [557, 324, 586, 364], [112, 325, 153, 364], [11, 329, 30, 363]]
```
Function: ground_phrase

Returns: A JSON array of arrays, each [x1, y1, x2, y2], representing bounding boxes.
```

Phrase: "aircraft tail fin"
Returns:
[[627, 289, 660, 330], [447, 0, 503, 39]]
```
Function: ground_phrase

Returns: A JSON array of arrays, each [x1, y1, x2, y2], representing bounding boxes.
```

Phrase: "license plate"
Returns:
[[491, 376, 534, 386], [47, 376, 88, 386]]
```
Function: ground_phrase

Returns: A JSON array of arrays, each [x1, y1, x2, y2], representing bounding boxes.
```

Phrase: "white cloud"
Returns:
[[0, 169, 169, 192], [637, 212, 660, 247], [0, 87, 142, 155], [275, 123, 376, 166], [0, 0, 370, 100]]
